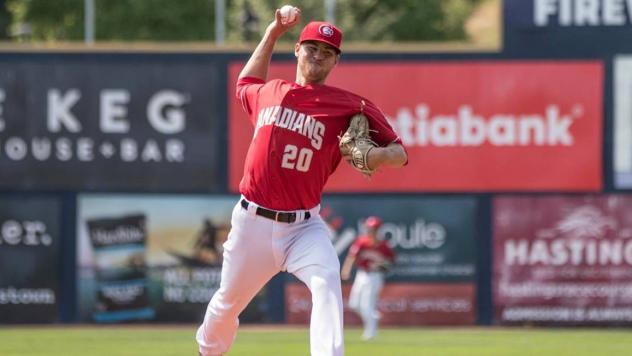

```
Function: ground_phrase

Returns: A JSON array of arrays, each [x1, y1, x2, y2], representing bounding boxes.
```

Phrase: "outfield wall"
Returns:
[[2, 0, 632, 326]]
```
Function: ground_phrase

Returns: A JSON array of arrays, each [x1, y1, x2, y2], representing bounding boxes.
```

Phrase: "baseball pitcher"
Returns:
[[196, 6, 407, 356]]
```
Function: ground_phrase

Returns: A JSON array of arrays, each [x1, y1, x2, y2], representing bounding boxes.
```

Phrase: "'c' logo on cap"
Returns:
[[319, 25, 334, 37]]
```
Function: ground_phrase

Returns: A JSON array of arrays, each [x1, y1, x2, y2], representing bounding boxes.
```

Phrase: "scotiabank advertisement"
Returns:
[[229, 61, 602, 192], [494, 195, 632, 325]]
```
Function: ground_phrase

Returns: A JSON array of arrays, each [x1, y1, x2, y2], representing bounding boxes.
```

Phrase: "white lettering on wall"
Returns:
[[534, 0, 632, 26], [100, 90, 130, 133], [388, 104, 578, 147], [147, 90, 187, 134], [47, 89, 82, 133], [0, 220, 52, 246], [0, 88, 191, 165]]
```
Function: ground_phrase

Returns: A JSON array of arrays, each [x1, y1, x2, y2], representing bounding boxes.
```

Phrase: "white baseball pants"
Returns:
[[196, 199, 344, 356], [348, 270, 384, 340]]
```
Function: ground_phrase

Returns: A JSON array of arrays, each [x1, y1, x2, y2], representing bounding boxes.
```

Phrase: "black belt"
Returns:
[[241, 199, 310, 223]]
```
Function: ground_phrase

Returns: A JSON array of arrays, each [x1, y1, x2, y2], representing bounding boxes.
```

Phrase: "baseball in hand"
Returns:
[[280, 5, 297, 24]]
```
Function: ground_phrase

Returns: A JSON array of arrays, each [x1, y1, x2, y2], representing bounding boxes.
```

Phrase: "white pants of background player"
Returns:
[[196, 199, 344, 356], [348, 270, 384, 340]]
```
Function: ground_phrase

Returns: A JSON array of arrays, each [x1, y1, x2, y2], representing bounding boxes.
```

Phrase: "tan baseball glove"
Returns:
[[338, 114, 377, 177]]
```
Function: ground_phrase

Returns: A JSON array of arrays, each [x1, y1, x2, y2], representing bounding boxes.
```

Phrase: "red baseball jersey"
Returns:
[[348, 236, 396, 272], [236, 76, 402, 210]]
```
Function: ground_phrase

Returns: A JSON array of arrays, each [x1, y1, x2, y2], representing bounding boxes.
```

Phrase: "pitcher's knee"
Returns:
[[207, 292, 242, 321], [309, 268, 341, 295]]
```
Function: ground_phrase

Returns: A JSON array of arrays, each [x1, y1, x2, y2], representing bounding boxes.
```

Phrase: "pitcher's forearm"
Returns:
[[238, 30, 282, 81], [238, 9, 301, 81], [367, 143, 407, 170]]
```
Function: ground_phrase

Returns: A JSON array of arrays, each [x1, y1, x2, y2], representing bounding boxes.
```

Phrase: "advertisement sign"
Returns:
[[87, 214, 153, 322], [494, 195, 632, 325], [322, 196, 477, 282], [614, 55, 632, 188], [504, 0, 632, 55], [286, 283, 476, 326], [229, 61, 602, 192], [0, 196, 61, 323], [77, 194, 266, 323], [0, 59, 222, 191], [285, 195, 477, 325]]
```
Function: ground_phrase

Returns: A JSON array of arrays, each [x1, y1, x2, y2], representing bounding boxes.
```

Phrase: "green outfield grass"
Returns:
[[0, 326, 630, 356]]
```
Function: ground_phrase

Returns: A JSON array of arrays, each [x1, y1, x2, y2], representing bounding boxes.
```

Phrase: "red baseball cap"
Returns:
[[365, 216, 383, 229], [299, 21, 343, 53]]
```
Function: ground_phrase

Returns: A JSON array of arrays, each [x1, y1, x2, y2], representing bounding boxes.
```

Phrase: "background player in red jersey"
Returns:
[[341, 216, 396, 341], [196, 6, 407, 356]]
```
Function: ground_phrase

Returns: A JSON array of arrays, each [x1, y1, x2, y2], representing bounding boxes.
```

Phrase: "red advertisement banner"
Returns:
[[229, 61, 602, 192], [286, 282, 475, 326], [493, 195, 632, 325]]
